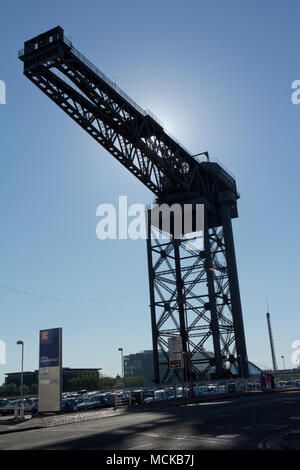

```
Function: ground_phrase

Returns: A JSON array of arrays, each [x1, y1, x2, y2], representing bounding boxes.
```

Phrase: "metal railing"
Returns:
[[64, 36, 147, 117]]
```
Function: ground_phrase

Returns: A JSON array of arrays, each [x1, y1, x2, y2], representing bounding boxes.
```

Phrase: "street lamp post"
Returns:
[[281, 355, 286, 370], [16, 340, 24, 420], [118, 348, 124, 383]]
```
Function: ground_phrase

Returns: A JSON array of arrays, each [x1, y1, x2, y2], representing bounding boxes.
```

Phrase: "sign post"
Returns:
[[38, 328, 62, 413], [168, 337, 184, 370], [168, 337, 184, 399]]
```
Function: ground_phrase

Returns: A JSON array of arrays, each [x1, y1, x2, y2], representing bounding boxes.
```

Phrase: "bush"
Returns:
[[19, 384, 30, 396], [0, 383, 17, 397], [31, 384, 38, 394]]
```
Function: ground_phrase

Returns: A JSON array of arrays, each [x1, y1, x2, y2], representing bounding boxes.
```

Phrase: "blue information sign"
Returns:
[[39, 328, 61, 368]]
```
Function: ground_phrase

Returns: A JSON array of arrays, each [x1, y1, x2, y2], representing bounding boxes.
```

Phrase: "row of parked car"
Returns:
[[0, 390, 143, 415], [1, 379, 298, 415], [0, 384, 248, 415]]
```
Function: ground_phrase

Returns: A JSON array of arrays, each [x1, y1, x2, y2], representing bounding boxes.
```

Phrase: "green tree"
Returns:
[[124, 376, 144, 387], [19, 384, 30, 396], [1, 383, 17, 397], [99, 376, 114, 389], [31, 383, 38, 394]]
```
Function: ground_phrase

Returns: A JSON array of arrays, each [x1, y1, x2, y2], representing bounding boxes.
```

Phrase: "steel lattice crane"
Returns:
[[19, 26, 249, 382]]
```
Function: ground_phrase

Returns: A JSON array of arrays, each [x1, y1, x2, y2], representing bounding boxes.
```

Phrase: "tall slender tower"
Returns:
[[266, 310, 278, 371]]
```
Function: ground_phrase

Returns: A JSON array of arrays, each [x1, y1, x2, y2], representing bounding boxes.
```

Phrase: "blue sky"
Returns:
[[0, 0, 299, 384]]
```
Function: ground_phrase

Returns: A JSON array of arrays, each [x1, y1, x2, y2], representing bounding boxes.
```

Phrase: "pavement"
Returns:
[[0, 415, 44, 434], [0, 406, 128, 435], [0, 388, 300, 449]]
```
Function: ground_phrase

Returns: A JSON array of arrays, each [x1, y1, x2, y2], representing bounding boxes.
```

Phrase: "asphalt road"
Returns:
[[1, 390, 300, 450]]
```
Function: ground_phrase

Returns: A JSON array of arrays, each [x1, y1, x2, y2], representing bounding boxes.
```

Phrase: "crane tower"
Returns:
[[19, 26, 249, 382]]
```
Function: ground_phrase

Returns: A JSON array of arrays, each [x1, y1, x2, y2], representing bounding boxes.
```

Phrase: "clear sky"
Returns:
[[0, 0, 299, 384]]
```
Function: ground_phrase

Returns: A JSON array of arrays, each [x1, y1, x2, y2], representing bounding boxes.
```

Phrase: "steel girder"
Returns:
[[18, 26, 238, 206], [146, 206, 248, 383]]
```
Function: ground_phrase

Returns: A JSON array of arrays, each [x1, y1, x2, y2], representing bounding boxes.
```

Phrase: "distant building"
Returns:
[[124, 350, 159, 384], [263, 368, 300, 379], [5, 368, 101, 388], [5, 371, 37, 388], [229, 361, 261, 377], [123, 349, 214, 384]]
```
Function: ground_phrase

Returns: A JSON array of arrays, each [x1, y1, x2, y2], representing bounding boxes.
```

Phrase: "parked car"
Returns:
[[25, 397, 38, 409], [144, 389, 168, 403], [116, 392, 136, 406], [0, 399, 24, 415], [165, 388, 175, 400], [142, 389, 155, 401], [73, 393, 114, 411], [175, 387, 184, 397], [102, 393, 116, 405], [206, 384, 218, 394], [131, 390, 143, 404], [0, 400, 14, 415], [25, 398, 39, 415], [62, 397, 83, 412], [236, 382, 246, 391], [227, 382, 237, 392], [275, 381, 287, 388]]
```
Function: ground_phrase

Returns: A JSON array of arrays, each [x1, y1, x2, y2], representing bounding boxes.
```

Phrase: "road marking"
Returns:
[[289, 417, 300, 420], [138, 431, 215, 442], [128, 434, 233, 450], [243, 424, 288, 430], [216, 434, 241, 439], [186, 401, 234, 407], [263, 424, 288, 430]]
